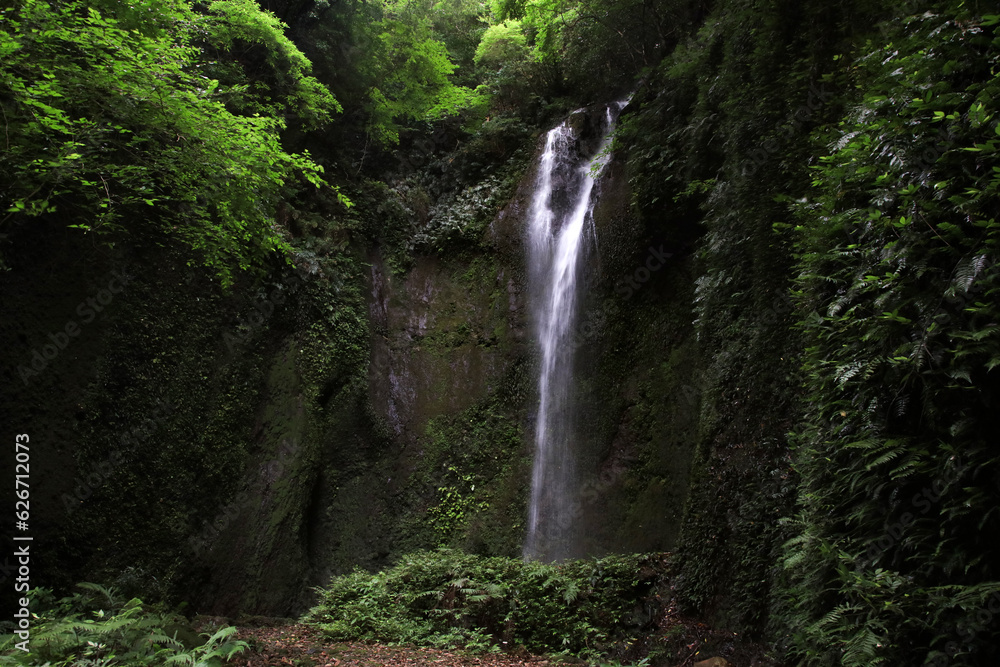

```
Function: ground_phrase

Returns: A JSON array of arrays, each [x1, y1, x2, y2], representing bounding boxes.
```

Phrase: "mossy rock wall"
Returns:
[[0, 96, 770, 630], [0, 175, 538, 616], [0, 212, 383, 615]]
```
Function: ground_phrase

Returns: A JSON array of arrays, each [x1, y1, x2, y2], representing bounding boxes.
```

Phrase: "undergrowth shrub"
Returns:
[[0, 583, 247, 666], [303, 549, 667, 658]]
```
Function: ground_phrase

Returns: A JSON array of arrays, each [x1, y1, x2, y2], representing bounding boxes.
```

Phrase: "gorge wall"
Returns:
[[5, 2, 998, 663], [0, 101, 699, 619]]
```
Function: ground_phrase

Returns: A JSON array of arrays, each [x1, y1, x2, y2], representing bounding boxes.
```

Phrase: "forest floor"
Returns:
[[231, 617, 780, 667], [233, 624, 579, 667]]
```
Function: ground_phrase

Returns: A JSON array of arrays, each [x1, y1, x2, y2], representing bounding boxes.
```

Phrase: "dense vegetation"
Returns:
[[784, 10, 1000, 665], [0, 584, 247, 666], [305, 550, 667, 658], [0, 0, 342, 285], [2, 0, 999, 665]]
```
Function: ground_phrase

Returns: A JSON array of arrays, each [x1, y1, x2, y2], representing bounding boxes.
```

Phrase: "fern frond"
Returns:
[[842, 625, 884, 667]]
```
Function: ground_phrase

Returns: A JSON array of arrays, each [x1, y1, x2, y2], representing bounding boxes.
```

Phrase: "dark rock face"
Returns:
[[367, 253, 527, 444], [0, 102, 699, 618]]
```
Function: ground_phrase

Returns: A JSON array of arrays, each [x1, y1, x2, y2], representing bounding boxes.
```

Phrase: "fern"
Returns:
[[306, 550, 666, 657], [165, 626, 248, 666], [784, 5, 1000, 662], [0, 584, 246, 667], [842, 625, 885, 666]]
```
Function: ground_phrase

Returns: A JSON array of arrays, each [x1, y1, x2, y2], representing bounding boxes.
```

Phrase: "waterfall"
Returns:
[[524, 102, 625, 561]]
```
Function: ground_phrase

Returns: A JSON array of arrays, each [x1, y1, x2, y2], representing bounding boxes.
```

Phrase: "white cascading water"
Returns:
[[524, 103, 625, 561]]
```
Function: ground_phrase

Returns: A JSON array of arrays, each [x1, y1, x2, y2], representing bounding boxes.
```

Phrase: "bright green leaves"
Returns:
[[469, 17, 541, 115], [0, 0, 344, 284], [0, 584, 249, 666], [428, 475, 490, 544], [305, 550, 665, 657], [203, 0, 341, 128], [474, 19, 529, 68], [522, 0, 575, 63], [356, 0, 484, 145]]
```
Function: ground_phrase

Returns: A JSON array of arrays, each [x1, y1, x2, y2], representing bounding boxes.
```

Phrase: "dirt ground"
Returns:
[[234, 625, 581, 667], [232, 619, 780, 667]]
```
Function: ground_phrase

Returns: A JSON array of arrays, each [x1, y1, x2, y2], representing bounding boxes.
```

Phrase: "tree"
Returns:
[[0, 0, 346, 285], [358, 0, 485, 144]]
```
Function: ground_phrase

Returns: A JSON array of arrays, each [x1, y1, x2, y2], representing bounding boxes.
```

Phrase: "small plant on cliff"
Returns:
[[428, 471, 491, 544]]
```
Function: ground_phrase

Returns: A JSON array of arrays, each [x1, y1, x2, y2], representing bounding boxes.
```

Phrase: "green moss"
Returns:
[[396, 388, 529, 557]]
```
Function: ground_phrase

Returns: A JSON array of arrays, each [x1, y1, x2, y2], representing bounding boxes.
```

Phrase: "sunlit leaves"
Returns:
[[357, 0, 483, 144], [474, 19, 529, 67], [203, 0, 341, 128], [0, 0, 345, 284]]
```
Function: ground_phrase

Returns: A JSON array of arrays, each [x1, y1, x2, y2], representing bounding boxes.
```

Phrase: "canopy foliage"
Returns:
[[0, 0, 344, 284]]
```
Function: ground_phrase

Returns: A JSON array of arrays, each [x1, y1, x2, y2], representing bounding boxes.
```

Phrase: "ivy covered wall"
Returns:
[[617, 0, 1000, 662]]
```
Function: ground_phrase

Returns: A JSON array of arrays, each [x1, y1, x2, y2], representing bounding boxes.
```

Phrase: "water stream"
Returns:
[[524, 103, 625, 561]]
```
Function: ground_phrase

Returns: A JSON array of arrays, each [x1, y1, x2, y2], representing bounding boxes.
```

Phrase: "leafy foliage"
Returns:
[[475, 20, 530, 67], [783, 6, 1000, 664], [511, 0, 685, 101], [199, 0, 341, 128], [305, 550, 666, 658], [614, 0, 862, 639], [0, 584, 247, 666], [347, 0, 486, 145], [0, 0, 345, 284]]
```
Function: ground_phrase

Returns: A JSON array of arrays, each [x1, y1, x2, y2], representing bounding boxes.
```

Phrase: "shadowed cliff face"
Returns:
[[367, 253, 528, 443], [0, 103, 700, 619]]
